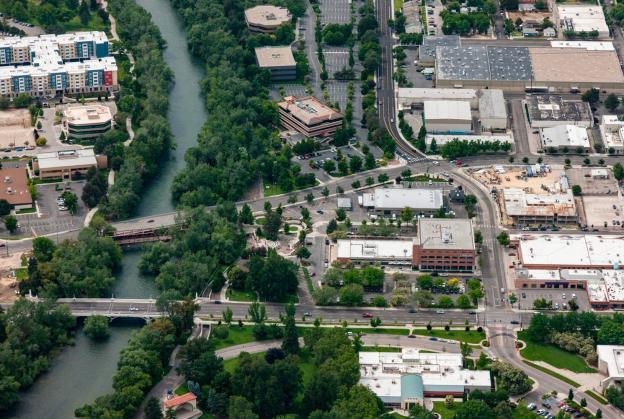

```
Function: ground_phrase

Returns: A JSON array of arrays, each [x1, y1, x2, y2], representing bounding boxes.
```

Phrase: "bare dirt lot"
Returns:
[[581, 195, 624, 230], [566, 167, 619, 196], [0, 252, 25, 302], [0, 109, 34, 148], [506, 11, 553, 25]]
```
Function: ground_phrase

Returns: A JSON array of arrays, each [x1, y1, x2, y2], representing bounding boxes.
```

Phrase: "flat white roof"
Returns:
[[424, 100, 472, 122], [503, 188, 576, 217], [540, 125, 590, 148], [602, 270, 624, 302], [254, 46, 296, 68], [398, 88, 477, 101], [515, 234, 624, 268], [597, 345, 624, 379], [600, 115, 624, 149], [64, 105, 112, 126], [417, 218, 474, 250], [36, 148, 97, 170], [550, 41, 614, 51], [557, 4, 609, 35], [361, 188, 443, 210], [337, 239, 413, 261], [245, 5, 291, 27]]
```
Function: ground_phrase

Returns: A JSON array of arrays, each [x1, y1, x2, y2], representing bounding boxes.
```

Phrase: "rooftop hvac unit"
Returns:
[[3, 176, 10, 183]]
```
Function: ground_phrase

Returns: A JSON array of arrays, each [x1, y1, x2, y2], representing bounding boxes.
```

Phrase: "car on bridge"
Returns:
[[362, 312, 373, 318]]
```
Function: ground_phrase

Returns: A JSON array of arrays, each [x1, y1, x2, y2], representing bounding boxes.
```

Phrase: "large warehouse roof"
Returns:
[[436, 46, 532, 81], [424, 100, 471, 121], [530, 48, 624, 84], [418, 35, 460, 63], [479, 89, 507, 120], [540, 125, 590, 148]]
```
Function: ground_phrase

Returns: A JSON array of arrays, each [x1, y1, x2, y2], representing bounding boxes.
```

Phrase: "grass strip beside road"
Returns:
[[522, 360, 580, 388], [302, 267, 314, 293], [394, 0, 404, 12], [361, 346, 402, 352], [585, 390, 608, 405], [518, 331, 596, 373], [212, 325, 257, 350], [348, 327, 410, 335], [410, 328, 485, 344]]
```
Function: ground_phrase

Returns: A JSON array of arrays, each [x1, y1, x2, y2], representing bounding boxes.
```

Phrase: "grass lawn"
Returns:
[[212, 326, 257, 350], [348, 328, 410, 336], [16, 208, 36, 214], [394, 0, 404, 12], [411, 328, 486, 344], [14, 268, 28, 281], [433, 401, 460, 419], [226, 288, 257, 302], [174, 382, 189, 396], [224, 351, 265, 373], [223, 349, 316, 386], [586, 390, 608, 405], [517, 331, 596, 373], [263, 180, 319, 197], [361, 346, 402, 352], [522, 360, 580, 388]]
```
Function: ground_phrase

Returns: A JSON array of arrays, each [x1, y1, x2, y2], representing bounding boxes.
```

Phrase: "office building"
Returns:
[[423, 100, 472, 134], [540, 125, 590, 152], [600, 115, 624, 154], [0, 31, 117, 98], [598, 345, 624, 388], [414, 218, 476, 272], [0, 167, 32, 209], [526, 95, 593, 128], [360, 187, 444, 215], [478, 89, 507, 131], [435, 45, 624, 92], [255, 46, 296, 81], [34, 148, 106, 180], [502, 188, 577, 225], [360, 348, 491, 409], [278, 95, 343, 137], [336, 238, 414, 266], [554, 5, 609, 39], [245, 5, 291, 33], [63, 105, 113, 140]]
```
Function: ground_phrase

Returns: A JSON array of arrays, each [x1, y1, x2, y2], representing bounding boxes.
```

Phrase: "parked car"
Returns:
[[362, 313, 373, 318]]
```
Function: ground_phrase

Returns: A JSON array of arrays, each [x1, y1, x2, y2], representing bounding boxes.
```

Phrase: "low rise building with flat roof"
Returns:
[[414, 218, 476, 272], [417, 35, 460, 66], [540, 125, 590, 152], [598, 345, 624, 388], [254, 46, 296, 81], [550, 40, 614, 50], [479, 89, 507, 131], [34, 148, 105, 180], [502, 188, 577, 226], [360, 348, 491, 410], [245, 5, 291, 33], [397, 88, 478, 111], [511, 233, 624, 269], [554, 4, 609, 39], [423, 100, 472, 134], [526, 95, 593, 128], [336, 238, 413, 266], [63, 105, 112, 140], [277, 95, 343, 137], [360, 187, 444, 215], [0, 167, 32, 209], [600, 115, 624, 155]]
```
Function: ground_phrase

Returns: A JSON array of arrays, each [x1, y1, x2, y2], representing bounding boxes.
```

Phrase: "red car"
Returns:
[[362, 313, 373, 318]]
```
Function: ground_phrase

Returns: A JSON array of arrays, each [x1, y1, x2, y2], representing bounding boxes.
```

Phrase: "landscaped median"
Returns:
[[517, 330, 596, 374], [410, 328, 486, 344]]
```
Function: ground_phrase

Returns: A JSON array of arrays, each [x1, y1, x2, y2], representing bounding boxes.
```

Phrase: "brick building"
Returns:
[[413, 218, 476, 272]]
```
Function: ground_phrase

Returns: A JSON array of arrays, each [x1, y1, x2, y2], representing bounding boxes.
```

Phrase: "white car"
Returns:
[[129, 306, 140, 311]]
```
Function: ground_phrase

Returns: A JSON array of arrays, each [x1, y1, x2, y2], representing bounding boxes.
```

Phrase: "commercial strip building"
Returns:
[[526, 95, 593, 128], [539, 125, 590, 152], [33, 148, 106, 180], [0, 167, 32, 210], [598, 345, 624, 388], [599, 115, 624, 154], [336, 219, 476, 272], [277, 95, 343, 137], [244, 5, 291, 33], [360, 349, 491, 409], [502, 188, 577, 225], [414, 218, 476, 272], [359, 187, 444, 215], [254, 46, 296, 81], [554, 4, 609, 39], [423, 100, 472, 134], [0, 31, 117, 97], [63, 105, 113, 140], [435, 45, 624, 92]]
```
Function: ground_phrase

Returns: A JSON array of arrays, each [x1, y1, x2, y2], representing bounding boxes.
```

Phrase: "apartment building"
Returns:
[[0, 31, 117, 98], [278, 96, 343, 137]]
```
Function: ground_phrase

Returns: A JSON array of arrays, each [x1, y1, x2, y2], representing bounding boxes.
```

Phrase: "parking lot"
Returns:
[[16, 182, 87, 237], [581, 195, 624, 230], [319, 0, 352, 24], [515, 288, 590, 312], [403, 49, 434, 88]]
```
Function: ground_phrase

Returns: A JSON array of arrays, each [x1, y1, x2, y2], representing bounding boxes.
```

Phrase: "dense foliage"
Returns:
[[139, 207, 246, 296], [168, 0, 312, 206], [177, 326, 381, 418], [0, 300, 75, 413], [99, 0, 174, 219], [75, 318, 178, 418], [20, 229, 122, 298]]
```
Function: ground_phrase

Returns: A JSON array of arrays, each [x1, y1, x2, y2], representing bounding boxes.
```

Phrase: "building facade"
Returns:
[[360, 187, 444, 216], [245, 5, 291, 33], [63, 105, 113, 140], [413, 218, 476, 272], [34, 148, 106, 180], [255, 46, 296, 81], [278, 96, 343, 137]]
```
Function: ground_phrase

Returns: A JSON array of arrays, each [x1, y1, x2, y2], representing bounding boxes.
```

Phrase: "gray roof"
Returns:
[[479, 89, 507, 120], [417, 218, 475, 250], [526, 95, 592, 123], [418, 35, 461, 62], [436, 45, 533, 82]]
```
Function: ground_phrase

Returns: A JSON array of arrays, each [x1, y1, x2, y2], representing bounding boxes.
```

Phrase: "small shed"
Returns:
[[544, 27, 556, 38], [337, 197, 352, 210]]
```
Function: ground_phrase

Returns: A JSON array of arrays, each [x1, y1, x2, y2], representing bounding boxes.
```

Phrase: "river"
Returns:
[[11, 0, 206, 416]]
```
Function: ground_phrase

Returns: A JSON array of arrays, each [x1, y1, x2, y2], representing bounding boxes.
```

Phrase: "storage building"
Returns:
[[478, 89, 507, 131], [423, 100, 472, 134]]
